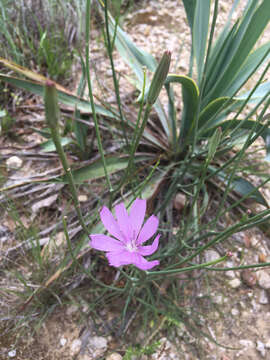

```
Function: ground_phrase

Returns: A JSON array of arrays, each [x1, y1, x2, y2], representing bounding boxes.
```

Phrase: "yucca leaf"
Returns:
[[103, 10, 171, 137], [59, 155, 150, 184], [203, 23, 239, 97], [182, 0, 197, 32], [235, 81, 270, 104], [198, 97, 235, 131], [165, 74, 199, 146], [217, 172, 268, 207], [202, 119, 270, 160], [40, 137, 73, 152], [0, 74, 114, 118], [205, 0, 270, 104], [192, 0, 211, 84], [224, 43, 270, 96]]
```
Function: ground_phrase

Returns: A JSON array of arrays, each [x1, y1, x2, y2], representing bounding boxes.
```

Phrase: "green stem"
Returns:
[[85, 0, 113, 197], [147, 254, 228, 276], [44, 82, 89, 235], [103, 0, 128, 147]]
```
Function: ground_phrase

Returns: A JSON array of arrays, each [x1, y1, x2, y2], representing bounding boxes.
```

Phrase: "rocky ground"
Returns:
[[1, 0, 270, 359]]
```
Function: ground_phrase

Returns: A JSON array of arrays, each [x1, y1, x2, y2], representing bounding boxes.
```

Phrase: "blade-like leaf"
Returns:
[[165, 74, 199, 146], [104, 10, 171, 137], [40, 137, 73, 152], [182, 0, 197, 32], [192, 0, 211, 84], [205, 0, 270, 104], [198, 97, 235, 131], [235, 81, 270, 104], [224, 43, 270, 96], [218, 173, 268, 207], [60, 156, 150, 184], [0, 74, 114, 118], [0, 57, 67, 92], [202, 119, 270, 160]]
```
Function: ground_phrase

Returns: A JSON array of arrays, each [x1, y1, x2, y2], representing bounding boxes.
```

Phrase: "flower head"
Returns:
[[89, 198, 160, 270]]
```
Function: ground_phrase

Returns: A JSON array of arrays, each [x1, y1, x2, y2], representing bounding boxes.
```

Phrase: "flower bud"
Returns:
[[44, 80, 60, 130], [147, 50, 171, 105]]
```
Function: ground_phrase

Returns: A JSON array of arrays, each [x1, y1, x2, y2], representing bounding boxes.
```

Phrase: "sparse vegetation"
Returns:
[[0, 0, 270, 359]]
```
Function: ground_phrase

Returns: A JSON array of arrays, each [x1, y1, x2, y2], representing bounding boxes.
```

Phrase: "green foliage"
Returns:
[[95, 0, 270, 210], [123, 341, 160, 359], [0, 108, 14, 133], [0, 0, 84, 82]]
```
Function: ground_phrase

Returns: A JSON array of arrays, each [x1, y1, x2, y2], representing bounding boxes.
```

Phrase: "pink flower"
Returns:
[[89, 199, 160, 270]]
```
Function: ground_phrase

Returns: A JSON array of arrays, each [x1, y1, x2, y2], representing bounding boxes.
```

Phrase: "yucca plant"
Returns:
[[96, 0, 270, 211]]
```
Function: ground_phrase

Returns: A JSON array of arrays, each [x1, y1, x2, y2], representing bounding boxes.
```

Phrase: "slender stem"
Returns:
[[147, 254, 228, 276], [85, 0, 113, 196], [44, 83, 89, 235], [114, 69, 147, 194], [103, 0, 128, 147]]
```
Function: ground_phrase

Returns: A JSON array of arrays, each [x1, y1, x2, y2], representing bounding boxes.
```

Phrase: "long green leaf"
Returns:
[[0, 74, 114, 118], [192, 0, 210, 84], [217, 172, 268, 207], [40, 137, 73, 152], [60, 155, 150, 184], [205, 0, 270, 104], [165, 74, 199, 146], [104, 10, 171, 138], [203, 23, 239, 97], [198, 97, 235, 130], [235, 81, 270, 104], [202, 119, 270, 160], [182, 0, 197, 32], [224, 43, 270, 96]]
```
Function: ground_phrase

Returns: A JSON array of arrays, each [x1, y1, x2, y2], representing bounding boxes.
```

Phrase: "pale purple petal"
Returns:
[[90, 234, 124, 252], [100, 206, 125, 242], [115, 202, 132, 240], [138, 234, 160, 256], [129, 199, 146, 239], [129, 253, 160, 270], [106, 250, 135, 267], [106, 251, 159, 270], [137, 214, 159, 244]]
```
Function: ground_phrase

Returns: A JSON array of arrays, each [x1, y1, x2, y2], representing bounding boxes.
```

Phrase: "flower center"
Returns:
[[126, 230, 138, 252], [126, 242, 137, 252]]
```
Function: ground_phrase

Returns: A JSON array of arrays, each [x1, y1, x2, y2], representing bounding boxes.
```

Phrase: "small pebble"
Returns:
[[225, 270, 235, 279], [204, 250, 220, 262], [6, 156, 23, 170], [173, 193, 186, 211], [60, 337, 67, 347], [56, 232, 65, 246], [214, 294, 223, 304], [256, 340, 266, 358], [78, 195, 88, 202], [239, 339, 253, 348], [228, 278, 241, 289], [259, 290, 268, 305], [106, 353, 123, 360], [257, 270, 270, 289], [241, 270, 257, 287], [70, 339, 82, 356], [231, 308, 239, 316], [8, 350, 16, 358], [66, 304, 79, 316]]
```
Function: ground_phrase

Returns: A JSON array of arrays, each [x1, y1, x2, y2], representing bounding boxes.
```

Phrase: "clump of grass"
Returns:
[[0, 0, 85, 83]]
